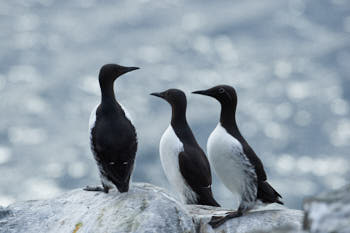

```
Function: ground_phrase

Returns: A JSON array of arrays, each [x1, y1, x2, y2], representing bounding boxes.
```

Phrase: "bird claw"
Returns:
[[210, 215, 225, 221], [83, 186, 109, 193], [209, 211, 241, 228], [208, 216, 227, 228]]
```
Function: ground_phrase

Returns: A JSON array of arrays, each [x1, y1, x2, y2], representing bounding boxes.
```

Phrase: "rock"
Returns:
[[189, 204, 304, 233], [0, 183, 303, 233], [0, 207, 12, 219], [248, 225, 307, 233], [303, 184, 350, 233], [0, 183, 195, 233]]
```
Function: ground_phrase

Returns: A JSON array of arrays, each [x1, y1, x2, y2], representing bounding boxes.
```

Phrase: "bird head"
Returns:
[[150, 89, 187, 108], [192, 85, 238, 107], [98, 64, 139, 85]]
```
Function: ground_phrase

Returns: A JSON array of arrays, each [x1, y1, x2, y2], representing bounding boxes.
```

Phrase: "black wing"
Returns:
[[242, 142, 283, 204], [91, 106, 137, 192], [257, 180, 283, 204], [227, 125, 267, 182], [178, 148, 220, 207], [94, 138, 137, 192], [225, 120, 282, 204], [242, 144, 267, 181]]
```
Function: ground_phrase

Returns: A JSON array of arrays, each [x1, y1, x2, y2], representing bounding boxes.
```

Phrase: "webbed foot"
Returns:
[[209, 211, 242, 228], [83, 185, 109, 193]]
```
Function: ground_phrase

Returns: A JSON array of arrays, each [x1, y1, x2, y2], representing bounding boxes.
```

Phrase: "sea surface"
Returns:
[[0, 0, 349, 210]]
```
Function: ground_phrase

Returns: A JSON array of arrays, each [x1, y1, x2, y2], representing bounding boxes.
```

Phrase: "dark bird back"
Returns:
[[86, 64, 139, 193], [151, 89, 220, 207]]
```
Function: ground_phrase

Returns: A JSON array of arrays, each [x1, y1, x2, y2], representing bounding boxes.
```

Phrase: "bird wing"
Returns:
[[178, 150, 220, 206], [241, 143, 267, 181], [97, 144, 136, 184], [90, 117, 137, 187], [239, 142, 283, 204], [178, 149, 212, 191]]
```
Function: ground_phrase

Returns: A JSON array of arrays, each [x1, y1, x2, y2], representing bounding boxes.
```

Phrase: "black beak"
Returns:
[[192, 89, 212, 96], [120, 66, 140, 75], [127, 66, 140, 71], [150, 92, 165, 98], [116, 182, 129, 193]]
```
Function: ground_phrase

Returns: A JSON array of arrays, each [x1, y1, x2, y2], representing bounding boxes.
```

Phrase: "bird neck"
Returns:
[[100, 79, 117, 102], [219, 102, 241, 138], [170, 105, 198, 147], [171, 104, 187, 128]]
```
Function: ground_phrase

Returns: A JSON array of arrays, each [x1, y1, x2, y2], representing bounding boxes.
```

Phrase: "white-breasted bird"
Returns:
[[193, 85, 283, 228], [151, 89, 220, 207]]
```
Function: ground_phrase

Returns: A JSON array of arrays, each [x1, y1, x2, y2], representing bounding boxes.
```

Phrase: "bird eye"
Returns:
[[218, 88, 225, 94]]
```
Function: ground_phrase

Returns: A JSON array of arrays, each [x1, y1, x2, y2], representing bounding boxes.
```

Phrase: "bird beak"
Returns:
[[192, 89, 212, 96], [120, 66, 140, 75], [116, 182, 130, 193], [150, 92, 165, 99]]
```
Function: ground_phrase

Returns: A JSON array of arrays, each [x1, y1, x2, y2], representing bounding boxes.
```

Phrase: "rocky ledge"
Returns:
[[303, 184, 350, 233], [0, 183, 306, 233]]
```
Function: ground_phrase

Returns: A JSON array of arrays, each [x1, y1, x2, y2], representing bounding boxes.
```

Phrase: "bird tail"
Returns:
[[258, 181, 283, 205], [101, 162, 133, 193], [197, 187, 221, 207]]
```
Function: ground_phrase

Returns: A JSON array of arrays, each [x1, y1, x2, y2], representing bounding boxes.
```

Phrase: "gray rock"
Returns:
[[248, 225, 307, 233], [0, 183, 195, 233], [189, 204, 304, 233], [0, 183, 303, 233], [303, 184, 350, 233]]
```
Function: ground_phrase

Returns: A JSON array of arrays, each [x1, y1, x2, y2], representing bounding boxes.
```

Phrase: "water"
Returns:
[[0, 0, 349, 210]]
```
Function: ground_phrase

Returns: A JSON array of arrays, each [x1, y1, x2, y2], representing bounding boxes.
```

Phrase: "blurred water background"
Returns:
[[0, 0, 349, 210]]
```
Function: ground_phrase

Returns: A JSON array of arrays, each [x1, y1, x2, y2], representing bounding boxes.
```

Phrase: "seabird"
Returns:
[[150, 89, 220, 207], [193, 85, 283, 227], [84, 64, 139, 193]]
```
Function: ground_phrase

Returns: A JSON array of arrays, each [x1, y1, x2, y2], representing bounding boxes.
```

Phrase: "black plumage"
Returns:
[[193, 85, 282, 227], [216, 85, 282, 205], [151, 89, 220, 207], [85, 64, 139, 193]]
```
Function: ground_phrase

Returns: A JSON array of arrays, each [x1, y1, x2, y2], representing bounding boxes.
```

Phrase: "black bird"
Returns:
[[84, 64, 139, 193], [150, 89, 220, 207], [193, 85, 283, 228]]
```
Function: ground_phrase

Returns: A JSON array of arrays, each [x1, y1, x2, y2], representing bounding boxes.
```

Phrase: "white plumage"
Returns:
[[207, 123, 257, 211], [89, 104, 98, 134], [159, 125, 197, 204]]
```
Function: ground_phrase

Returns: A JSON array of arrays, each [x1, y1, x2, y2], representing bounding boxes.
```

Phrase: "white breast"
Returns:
[[119, 103, 133, 122], [89, 104, 99, 134], [207, 124, 257, 205], [159, 125, 197, 204]]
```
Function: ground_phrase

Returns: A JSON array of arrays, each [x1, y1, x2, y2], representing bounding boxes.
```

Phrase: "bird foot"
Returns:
[[83, 185, 109, 193], [209, 211, 242, 228]]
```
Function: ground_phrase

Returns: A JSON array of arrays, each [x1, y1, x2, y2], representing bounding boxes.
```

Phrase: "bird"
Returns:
[[193, 85, 283, 228], [84, 64, 139, 194], [150, 89, 220, 207]]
